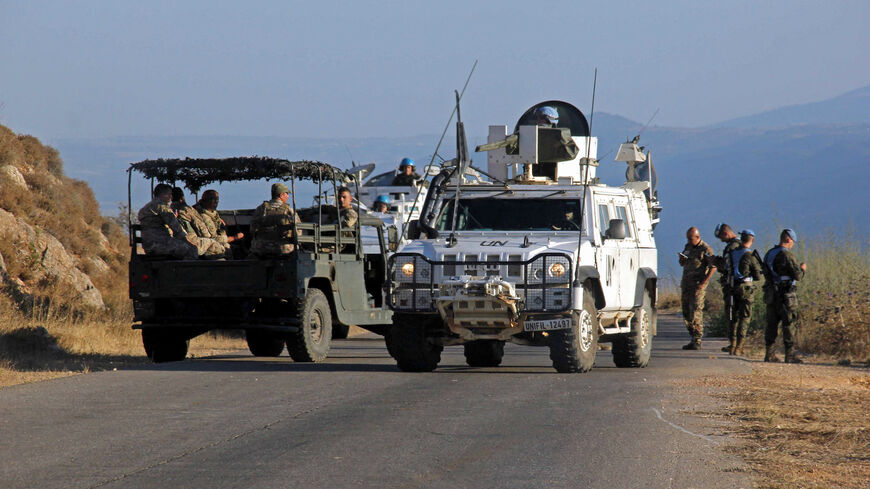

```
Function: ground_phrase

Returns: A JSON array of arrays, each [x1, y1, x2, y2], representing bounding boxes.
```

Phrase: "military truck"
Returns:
[[385, 101, 660, 372], [128, 158, 395, 362]]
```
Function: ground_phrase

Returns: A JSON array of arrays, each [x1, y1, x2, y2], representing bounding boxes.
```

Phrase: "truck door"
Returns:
[[612, 196, 639, 307], [594, 198, 621, 311]]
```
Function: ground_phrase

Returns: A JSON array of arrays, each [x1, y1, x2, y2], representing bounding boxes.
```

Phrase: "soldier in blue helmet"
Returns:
[[762, 228, 807, 363], [373, 194, 391, 213], [391, 157, 422, 186], [728, 229, 762, 355], [710, 223, 742, 352], [534, 106, 559, 127]]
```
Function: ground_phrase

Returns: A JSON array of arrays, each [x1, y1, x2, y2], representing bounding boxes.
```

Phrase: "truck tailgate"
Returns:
[[138, 260, 278, 297]]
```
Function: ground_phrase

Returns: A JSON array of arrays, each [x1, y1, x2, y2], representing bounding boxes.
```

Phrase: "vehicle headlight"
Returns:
[[401, 262, 415, 277], [549, 262, 566, 278]]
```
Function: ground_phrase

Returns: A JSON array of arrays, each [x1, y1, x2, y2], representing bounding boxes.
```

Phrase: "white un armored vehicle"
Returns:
[[384, 100, 660, 372]]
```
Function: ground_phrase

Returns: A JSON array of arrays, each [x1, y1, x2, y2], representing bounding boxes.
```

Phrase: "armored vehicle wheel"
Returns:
[[286, 288, 332, 362], [142, 329, 189, 363], [332, 322, 350, 340], [387, 316, 442, 372], [612, 291, 654, 368], [548, 289, 598, 373], [245, 330, 285, 357], [463, 340, 505, 367]]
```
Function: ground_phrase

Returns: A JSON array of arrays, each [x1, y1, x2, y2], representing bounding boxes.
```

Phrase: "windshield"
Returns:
[[436, 198, 583, 232]]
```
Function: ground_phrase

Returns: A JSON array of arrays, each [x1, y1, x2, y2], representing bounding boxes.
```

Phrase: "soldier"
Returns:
[[372, 195, 391, 213], [194, 189, 245, 248], [762, 229, 807, 363], [678, 226, 716, 350], [336, 186, 358, 232], [534, 106, 559, 127], [171, 187, 228, 258], [249, 183, 301, 258], [391, 158, 422, 186], [728, 230, 762, 355], [136, 183, 197, 259], [711, 223, 743, 353]]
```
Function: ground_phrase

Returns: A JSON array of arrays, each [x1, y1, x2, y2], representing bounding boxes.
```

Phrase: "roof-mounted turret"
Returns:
[[476, 101, 598, 184]]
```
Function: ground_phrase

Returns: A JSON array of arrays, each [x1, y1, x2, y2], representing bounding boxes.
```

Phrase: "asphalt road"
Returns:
[[1, 315, 753, 489]]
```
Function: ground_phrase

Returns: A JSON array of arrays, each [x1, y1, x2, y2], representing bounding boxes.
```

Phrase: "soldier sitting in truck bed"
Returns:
[[171, 187, 229, 259], [249, 182, 301, 258], [194, 189, 245, 252], [137, 183, 198, 259]]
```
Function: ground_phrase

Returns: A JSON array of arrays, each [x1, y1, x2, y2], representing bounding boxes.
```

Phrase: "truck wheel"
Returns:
[[463, 340, 505, 367], [548, 289, 598, 373], [387, 316, 442, 372], [287, 288, 332, 362], [612, 291, 654, 368], [142, 329, 189, 363], [245, 330, 285, 357], [332, 322, 350, 340]]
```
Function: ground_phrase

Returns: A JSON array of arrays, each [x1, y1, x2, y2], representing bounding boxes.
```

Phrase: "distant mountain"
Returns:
[[714, 84, 870, 128]]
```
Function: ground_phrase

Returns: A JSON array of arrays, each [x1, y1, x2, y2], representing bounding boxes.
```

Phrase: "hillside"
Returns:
[[0, 124, 129, 315], [713, 84, 870, 128]]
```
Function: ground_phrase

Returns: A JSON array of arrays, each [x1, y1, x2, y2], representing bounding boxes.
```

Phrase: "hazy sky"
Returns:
[[1, 1, 868, 139]]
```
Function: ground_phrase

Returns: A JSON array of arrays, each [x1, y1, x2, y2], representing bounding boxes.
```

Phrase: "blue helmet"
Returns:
[[375, 195, 392, 205], [535, 106, 559, 125], [399, 157, 415, 169], [740, 229, 755, 238]]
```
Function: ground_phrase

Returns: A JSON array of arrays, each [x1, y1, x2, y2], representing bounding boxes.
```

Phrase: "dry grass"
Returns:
[[0, 294, 245, 388], [688, 363, 869, 489]]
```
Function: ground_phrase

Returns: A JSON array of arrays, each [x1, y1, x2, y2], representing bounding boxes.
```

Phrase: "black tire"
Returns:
[[387, 316, 442, 372], [286, 288, 332, 362], [548, 288, 598, 373], [463, 340, 505, 367], [245, 329, 285, 357], [612, 290, 654, 368], [331, 322, 350, 340], [142, 329, 189, 363]]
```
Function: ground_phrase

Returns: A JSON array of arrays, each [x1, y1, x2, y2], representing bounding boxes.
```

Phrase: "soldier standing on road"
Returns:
[[710, 223, 743, 353], [249, 183, 301, 258], [728, 230, 763, 356], [762, 229, 807, 363], [137, 183, 197, 259], [679, 227, 716, 350]]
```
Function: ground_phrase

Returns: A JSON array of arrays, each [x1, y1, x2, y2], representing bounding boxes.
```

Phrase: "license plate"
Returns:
[[523, 317, 572, 332]]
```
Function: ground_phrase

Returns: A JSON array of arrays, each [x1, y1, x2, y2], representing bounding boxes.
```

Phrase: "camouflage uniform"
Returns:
[[730, 247, 762, 354], [137, 198, 197, 259], [194, 205, 230, 247], [172, 202, 227, 258], [763, 246, 804, 362], [711, 237, 742, 338], [249, 198, 301, 258], [680, 239, 715, 343]]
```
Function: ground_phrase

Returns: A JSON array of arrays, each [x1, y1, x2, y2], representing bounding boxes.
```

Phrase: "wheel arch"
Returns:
[[577, 266, 606, 310], [306, 277, 340, 324], [635, 267, 657, 335]]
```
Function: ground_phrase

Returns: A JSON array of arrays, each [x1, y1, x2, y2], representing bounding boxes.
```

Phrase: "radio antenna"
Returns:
[[574, 68, 597, 290]]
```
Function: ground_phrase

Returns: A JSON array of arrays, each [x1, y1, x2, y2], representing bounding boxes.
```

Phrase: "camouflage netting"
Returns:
[[129, 157, 353, 193]]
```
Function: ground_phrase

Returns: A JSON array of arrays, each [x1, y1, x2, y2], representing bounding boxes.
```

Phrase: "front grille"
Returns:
[[388, 253, 572, 313]]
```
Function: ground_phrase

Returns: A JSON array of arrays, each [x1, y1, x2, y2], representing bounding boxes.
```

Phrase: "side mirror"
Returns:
[[387, 225, 399, 251], [605, 219, 626, 240], [406, 219, 420, 240]]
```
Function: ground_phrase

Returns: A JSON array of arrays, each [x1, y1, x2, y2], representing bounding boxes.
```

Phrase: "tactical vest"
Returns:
[[729, 248, 751, 281], [255, 202, 294, 241], [764, 246, 794, 285]]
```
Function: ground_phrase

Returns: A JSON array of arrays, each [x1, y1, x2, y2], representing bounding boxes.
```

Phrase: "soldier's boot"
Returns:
[[734, 337, 745, 356], [764, 344, 781, 363], [784, 347, 803, 364], [722, 336, 735, 353], [682, 338, 702, 350]]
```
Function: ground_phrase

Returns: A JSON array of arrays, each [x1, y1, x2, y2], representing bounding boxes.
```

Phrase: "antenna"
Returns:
[[635, 108, 659, 141], [575, 68, 597, 289]]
